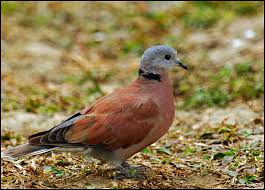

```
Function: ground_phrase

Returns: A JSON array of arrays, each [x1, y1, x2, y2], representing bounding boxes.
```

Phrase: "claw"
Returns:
[[114, 162, 149, 180]]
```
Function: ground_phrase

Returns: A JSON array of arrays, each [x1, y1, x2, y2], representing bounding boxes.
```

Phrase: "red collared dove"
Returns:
[[2, 45, 187, 179]]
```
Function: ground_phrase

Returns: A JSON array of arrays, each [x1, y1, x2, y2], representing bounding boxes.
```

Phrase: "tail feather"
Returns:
[[1, 144, 58, 159]]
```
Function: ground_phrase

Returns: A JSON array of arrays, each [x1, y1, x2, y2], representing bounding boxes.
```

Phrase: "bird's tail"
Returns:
[[1, 144, 58, 159]]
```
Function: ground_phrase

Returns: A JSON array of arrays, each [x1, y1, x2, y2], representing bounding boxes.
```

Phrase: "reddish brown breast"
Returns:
[[118, 71, 175, 160], [136, 71, 175, 129]]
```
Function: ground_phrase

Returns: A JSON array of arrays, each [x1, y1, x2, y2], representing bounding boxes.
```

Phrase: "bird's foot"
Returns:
[[114, 162, 150, 180]]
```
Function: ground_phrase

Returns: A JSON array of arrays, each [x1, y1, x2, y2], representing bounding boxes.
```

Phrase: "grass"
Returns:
[[1, 1, 263, 117], [176, 1, 263, 29], [181, 62, 264, 109], [2, 2, 260, 113]]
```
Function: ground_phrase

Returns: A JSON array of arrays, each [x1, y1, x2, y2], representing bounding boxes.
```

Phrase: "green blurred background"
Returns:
[[1, 1, 264, 115]]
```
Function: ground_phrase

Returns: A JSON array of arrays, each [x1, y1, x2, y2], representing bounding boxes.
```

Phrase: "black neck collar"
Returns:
[[138, 69, 161, 82]]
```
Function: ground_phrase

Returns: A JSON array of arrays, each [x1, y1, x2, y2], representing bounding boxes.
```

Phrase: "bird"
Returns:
[[1, 45, 188, 179]]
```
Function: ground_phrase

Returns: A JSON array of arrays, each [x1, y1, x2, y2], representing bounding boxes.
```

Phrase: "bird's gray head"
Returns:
[[140, 45, 187, 74]]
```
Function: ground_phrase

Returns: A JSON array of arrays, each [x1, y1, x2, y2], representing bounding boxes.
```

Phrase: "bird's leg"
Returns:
[[114, 161, 149, 179]]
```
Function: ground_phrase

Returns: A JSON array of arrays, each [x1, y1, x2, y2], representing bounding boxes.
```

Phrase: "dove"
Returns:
[[1, 45, 188, 179]]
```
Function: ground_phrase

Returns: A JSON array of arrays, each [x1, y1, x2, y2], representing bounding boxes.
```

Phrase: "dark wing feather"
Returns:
[[28, 112, 84, 145], [28, 93, 159, 151]]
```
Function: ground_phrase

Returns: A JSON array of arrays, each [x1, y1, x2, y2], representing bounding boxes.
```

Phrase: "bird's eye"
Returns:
[[164, 54, 171, 60]]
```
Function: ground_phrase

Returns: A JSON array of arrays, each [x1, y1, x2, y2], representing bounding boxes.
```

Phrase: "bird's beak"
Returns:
[[176, 60, 188, 70]]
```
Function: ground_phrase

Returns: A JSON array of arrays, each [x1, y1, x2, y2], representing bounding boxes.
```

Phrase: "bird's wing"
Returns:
[[28, 93, 160, 150]]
